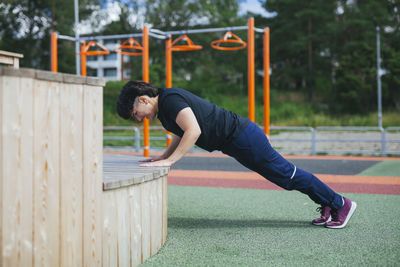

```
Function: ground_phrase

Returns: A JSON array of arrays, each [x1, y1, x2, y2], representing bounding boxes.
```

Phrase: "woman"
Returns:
[[116, 80, 357, 229]]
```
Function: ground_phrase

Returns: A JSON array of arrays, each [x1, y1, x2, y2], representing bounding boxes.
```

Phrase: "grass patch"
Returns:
[[140, 186, 400, 266], [358, 161, 400, 177]]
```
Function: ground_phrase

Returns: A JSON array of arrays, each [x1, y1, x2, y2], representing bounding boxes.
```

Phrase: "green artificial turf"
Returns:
[[358, 161, 400, 177], [140, 186, 400, 267]]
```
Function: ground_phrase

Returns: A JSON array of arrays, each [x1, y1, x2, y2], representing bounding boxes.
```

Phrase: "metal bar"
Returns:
[[142, 26, 150, 157], [314, 150, 384, 155], [80, 33, 143, 41], [386, 127, 400, 131], [274, 149, 310, 154], [316, 126, 382, 131], [316, 139, 383, 143], [51, 32, 58, 72], [263, 27, 270, 135], [158, 26, 249, 36], [270, 138, 312, 142], [58, 24, 262, 43], [104, 136, 134, 140], [104, 126, 138, 130], [74, 0, 80, 75], [248, 18, 255, 122], [311, 128, 316, 156], [134, 127, 140, 152], [271, 126, 314, 131], [80, 40, 86, 76], [58, 34, 77, 42], [165, 36, 173, 147], [149, 32, 167, 39], [376, 26, 383, 129], [382, 129, 387, 156], [139, 126, 165, 130]]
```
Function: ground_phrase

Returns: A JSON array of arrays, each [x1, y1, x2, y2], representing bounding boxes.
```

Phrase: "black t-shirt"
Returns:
[[157, 87, 250, 152]]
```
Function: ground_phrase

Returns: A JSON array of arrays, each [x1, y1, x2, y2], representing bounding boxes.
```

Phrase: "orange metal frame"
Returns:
[[170, 35, 203, 51], [79, 40, 110, 77], [51, 32, 58, 72], [50, 17, 271, 157], [263, 28, 270, 136], [80, 40, 110, 56], [210, 31, 247, 51], [114, 37, 143, 56], [142, 27, 150, 157], [248, 18, 255, 123]]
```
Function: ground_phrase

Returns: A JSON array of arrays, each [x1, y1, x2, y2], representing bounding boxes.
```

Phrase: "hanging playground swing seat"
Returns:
[[114, 38, 143, 56], [211, 31, 247, 51], [170, 35, 203, 51], [79, 40, 110, 56]]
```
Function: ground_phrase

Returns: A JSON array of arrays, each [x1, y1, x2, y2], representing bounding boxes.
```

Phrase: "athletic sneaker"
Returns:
[[312, 206, 331, 226], [325, 197, 357, 229]]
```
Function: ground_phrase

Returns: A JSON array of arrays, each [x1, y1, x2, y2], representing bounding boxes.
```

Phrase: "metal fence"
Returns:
[[104, 126, 400, 156]]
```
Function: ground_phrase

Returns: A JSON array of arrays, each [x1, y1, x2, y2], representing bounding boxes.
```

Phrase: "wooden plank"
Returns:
[[1, 74, 34, 266], [0, 75, 3, 266], [162, 175, 168, 245], [0, 50, 24, 58], [128, 185, 142, 266], [150, 180, 157, 256], [33, 79, 60, 267], [116, 188, 130, 267], [102, 191, 117, 267], [83, 85, 103, 266], [153, 178, 163, 254], [141, 181, 151, 262], [60, 83, 83, 267]]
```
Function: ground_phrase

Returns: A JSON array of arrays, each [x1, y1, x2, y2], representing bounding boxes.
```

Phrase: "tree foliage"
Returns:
[[260, 0, 400, 113], [1, 0, 398, 114], [0, 0, 99, 72]]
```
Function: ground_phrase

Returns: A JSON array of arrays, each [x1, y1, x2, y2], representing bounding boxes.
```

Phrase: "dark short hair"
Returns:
[[116, 80, 159, 120]]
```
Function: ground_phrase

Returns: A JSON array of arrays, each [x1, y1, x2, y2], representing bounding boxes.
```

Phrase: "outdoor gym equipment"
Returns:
[[170, 35, 203, 51], [211, 31, 247, 51], [50, 18, 270, 157], [114, 37, 143, 56], [79, 40, 110, 76]]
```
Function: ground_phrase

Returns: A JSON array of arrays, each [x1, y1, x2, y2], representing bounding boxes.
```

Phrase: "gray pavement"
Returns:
[[172, 156, 380, 175]]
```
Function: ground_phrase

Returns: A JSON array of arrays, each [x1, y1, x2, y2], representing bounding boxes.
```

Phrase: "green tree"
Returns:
[[260, 0, 336, 101], [259, 0, 400, 114], [331, 0, 400, 113], [0, 0, 99, 72]]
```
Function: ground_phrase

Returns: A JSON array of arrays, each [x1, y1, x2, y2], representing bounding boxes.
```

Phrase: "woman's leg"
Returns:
[[222, 122, 343, 210]]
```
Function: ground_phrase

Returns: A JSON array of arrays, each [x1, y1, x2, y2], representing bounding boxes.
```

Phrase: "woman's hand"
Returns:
[[139, 155, 164, 163], [139, 159, 173, 167]]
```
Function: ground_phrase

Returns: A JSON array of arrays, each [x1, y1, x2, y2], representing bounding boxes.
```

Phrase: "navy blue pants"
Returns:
[[222, 122, 343, 210]]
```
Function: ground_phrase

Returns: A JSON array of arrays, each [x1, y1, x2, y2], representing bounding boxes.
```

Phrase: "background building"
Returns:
[[86, 40, 131, 81]]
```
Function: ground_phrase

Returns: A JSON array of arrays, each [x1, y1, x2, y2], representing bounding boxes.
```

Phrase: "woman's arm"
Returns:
[[140, 107, 201, 167], [162, 134, 181, 158], [139, 134, 181, 163]]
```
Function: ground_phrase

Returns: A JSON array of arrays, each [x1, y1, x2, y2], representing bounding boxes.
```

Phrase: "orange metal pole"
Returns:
[[248, 18, 255, 122], [142, 26, 150, 157], [80, 41, 87, 76], [263, 27, 270, 136], [51, 32, 58, 72], [165, 36, 173, 147]]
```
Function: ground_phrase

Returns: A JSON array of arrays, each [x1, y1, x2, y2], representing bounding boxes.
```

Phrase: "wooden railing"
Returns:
[[103, 154, 168, 266], [0, 50, 23, 68], [0, 66, 168, 266]]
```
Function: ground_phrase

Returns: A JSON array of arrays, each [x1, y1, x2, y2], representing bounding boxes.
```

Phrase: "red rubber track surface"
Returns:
[[168, 170, 400, 195]]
